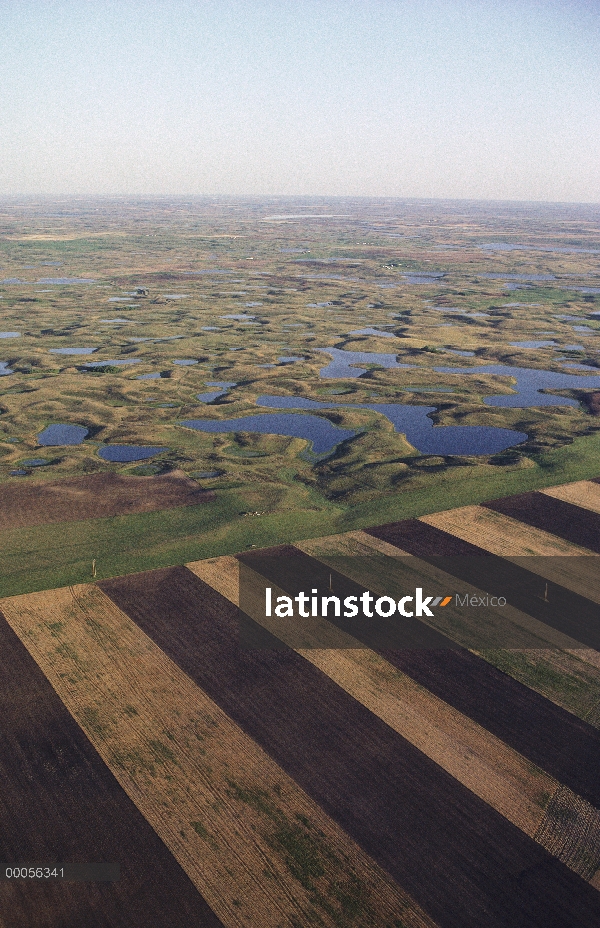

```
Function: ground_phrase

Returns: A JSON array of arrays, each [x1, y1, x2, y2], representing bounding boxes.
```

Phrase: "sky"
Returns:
[[0, 0, 599, 201]]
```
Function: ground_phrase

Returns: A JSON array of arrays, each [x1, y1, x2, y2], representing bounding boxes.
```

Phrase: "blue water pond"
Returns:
[[37, 424, 89, 445], [98, 445, 168, 462], [181, 413, 355, 456], [318, 348, 415, 378], [433, 364, 600, 407], [50, 347, 97, 355], [255, 396, 526, 456]]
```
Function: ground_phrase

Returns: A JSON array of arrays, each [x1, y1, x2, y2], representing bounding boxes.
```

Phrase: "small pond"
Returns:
[[37, 424, 88, 445], [256, 395, 527, 456], [98, 446, 168, 462], [481, 274, 555, 282], [137, 373, 161, 380], [173, 359, 199, 365], [20, 458, 49, 467], [433, 363, 600, 407], [181, 413, 355, 456], [197, 382, 236, 402], [318, 348, 415, 378], [37, 278, 95, 285], [403, 274, 445, 284], [510, 341, 557, 349], [0, 362, 14, 376], [350, 328, 396, 338], [0, 332, 20, 338], [49, 347, 97, 355], [278, 356, 303, 364]]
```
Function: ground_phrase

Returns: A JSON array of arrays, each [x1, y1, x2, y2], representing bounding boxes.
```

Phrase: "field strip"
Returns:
[[101, 566, 600, 928], [420, 505, 600, 605], [482, 492, 600, 555], [346, 528, 600, 676], [0, 613, 223, 928], [0, 584, 433, 928], [541, 480, 600, 515], [189, 556, 600, 879]]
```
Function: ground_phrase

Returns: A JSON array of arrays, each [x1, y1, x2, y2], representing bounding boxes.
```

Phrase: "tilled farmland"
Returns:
[[2, 476, 600, 926]]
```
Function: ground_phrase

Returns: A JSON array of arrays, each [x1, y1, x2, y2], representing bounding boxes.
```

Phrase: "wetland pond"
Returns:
[[316, 348, 600, 408], [98, 446, 168, 462], [318, 348, 415, 378], [181, 413, 355, 456], [49, 347, 97, 355], [433, 364, 600, 407], [255, 396, 527, 456], [350, 327, 396, 338], [197, 382, 236, 402], [37, 424, 88, 445]]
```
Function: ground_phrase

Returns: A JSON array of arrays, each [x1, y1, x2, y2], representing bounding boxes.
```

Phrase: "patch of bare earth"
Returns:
[[0, 470, 213, 530]]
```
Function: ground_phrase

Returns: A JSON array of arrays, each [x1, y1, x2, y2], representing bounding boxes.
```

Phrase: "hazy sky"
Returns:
[[1, 0, 599, 200]]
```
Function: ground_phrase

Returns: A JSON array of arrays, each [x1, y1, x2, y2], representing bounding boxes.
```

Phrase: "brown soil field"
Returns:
[[0, 584, 425, 928], [0, 470, 213, 530], [188, 556, 558, 838], [0, 610, 223, 928], [420, 505, 600, 607], [100, 565, 599, 928], [542, 479, 600, 515], [482, 492, 600, 555]]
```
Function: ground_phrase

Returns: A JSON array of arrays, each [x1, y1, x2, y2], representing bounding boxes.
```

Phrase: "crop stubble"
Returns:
[[0, 584, 425, 928], [100, 564, 599, 928]]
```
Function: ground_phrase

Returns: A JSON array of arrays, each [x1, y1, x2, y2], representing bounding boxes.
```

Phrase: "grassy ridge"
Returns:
[[2, 430, 600, 597]]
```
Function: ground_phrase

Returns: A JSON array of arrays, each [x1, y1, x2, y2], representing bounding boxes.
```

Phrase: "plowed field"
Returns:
[[0, 470, 213, 530]]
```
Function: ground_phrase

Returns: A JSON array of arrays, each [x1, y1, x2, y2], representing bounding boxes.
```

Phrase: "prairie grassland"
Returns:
[[1, 198, 600, 599], [0, 584, 434, 928]]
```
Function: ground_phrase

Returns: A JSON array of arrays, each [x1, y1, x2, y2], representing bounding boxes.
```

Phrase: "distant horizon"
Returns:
[[0, 193, 599, 207]]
